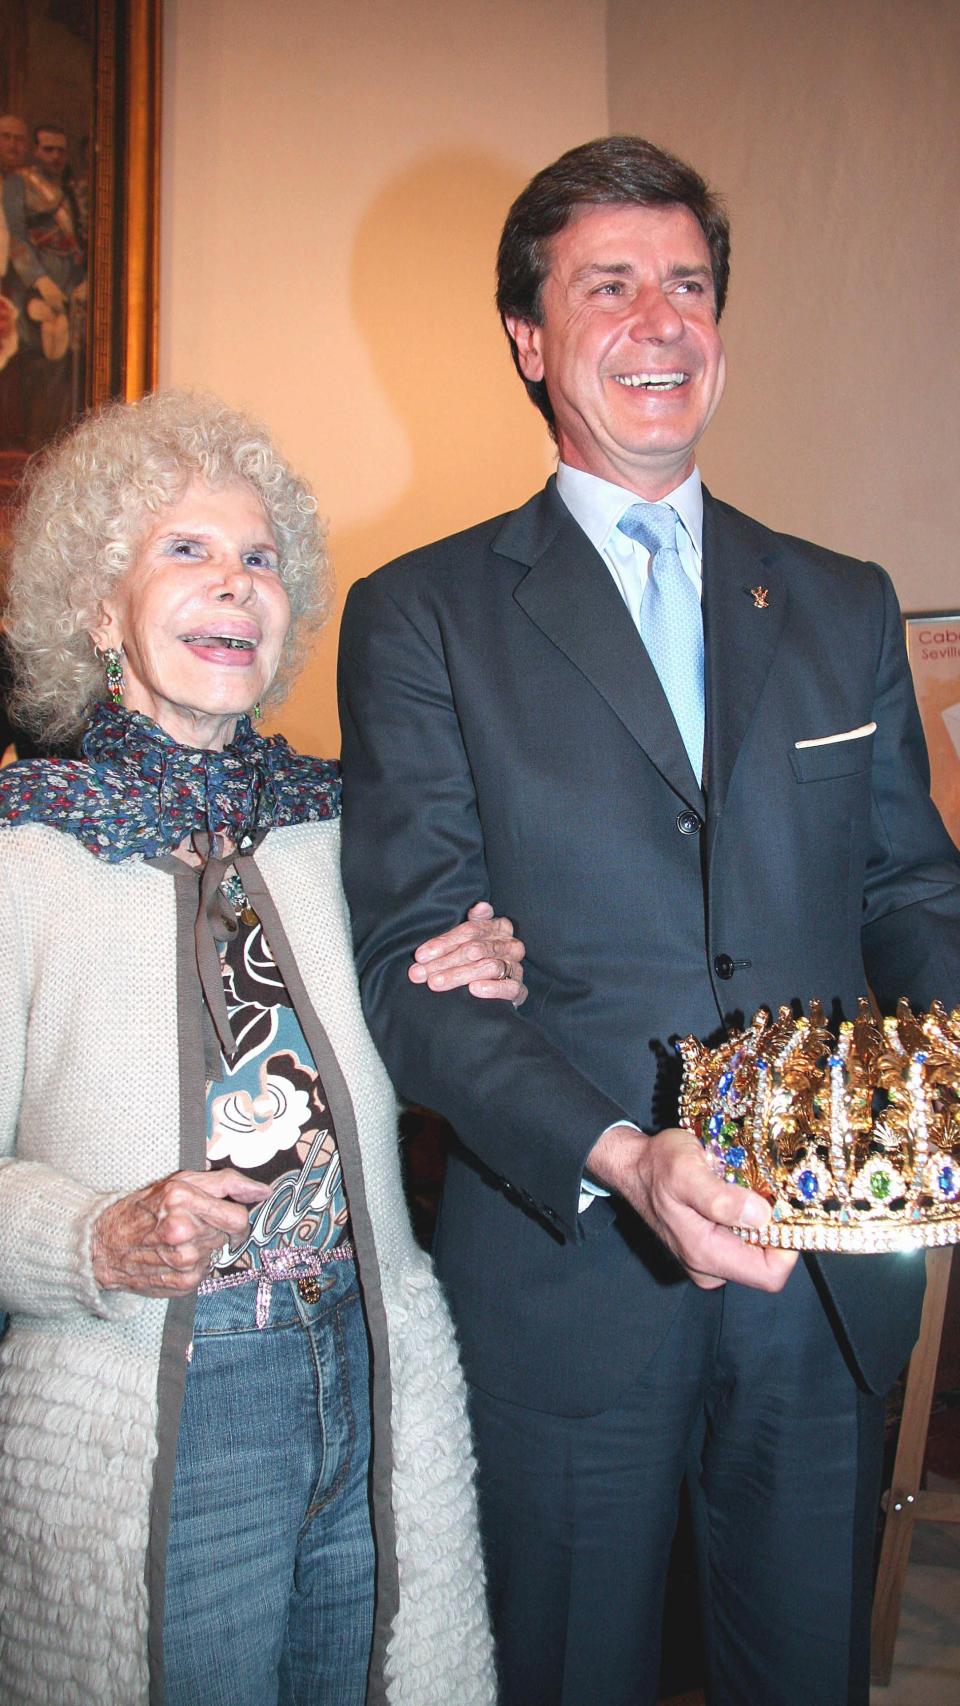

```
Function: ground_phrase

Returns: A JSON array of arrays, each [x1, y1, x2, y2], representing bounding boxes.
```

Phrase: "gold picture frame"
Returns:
[[88, 0, 161, 406]]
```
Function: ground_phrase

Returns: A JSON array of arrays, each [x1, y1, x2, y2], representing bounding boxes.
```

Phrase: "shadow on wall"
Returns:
[[267, 148, 553, 758], [348, 147, 551, 559]]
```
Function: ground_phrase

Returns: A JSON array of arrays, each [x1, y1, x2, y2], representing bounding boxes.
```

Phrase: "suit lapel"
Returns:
[[702, 490, 788, 846], [501, 482, 705, 813]]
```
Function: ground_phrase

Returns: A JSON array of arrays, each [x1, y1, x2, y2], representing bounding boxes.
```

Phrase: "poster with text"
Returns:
[[905, 613, 960, 851]]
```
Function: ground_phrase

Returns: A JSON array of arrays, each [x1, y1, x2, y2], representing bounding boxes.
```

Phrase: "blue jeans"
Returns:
[[163, 1258, 375, 1706]]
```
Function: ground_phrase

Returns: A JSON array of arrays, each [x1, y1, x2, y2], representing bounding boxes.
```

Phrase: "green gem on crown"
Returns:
[[869, 1170, 891, 1202]]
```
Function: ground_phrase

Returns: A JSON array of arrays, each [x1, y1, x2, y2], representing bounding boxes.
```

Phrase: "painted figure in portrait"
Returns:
[[2, 120, 87, 448], [2, 1, 97, 762], [0, 2, 94, 466]]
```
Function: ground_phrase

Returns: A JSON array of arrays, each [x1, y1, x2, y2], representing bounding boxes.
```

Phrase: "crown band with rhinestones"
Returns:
[[677, 999, 960, 1254]]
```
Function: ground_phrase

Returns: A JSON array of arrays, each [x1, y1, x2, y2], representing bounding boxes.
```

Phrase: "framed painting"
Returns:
[[0, 0, 160, 544], [905, 612, 960, 850]]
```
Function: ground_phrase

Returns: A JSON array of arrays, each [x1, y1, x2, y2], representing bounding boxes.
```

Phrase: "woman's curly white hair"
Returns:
[[4, 389, 330, 741]]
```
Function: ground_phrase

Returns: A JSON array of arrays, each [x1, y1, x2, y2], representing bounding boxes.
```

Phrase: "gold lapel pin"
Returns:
[[749, 585, 769, 609]]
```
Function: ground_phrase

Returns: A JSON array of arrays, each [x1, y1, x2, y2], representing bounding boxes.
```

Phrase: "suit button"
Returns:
[[677, 809, 702, 835], [714, 953, 735, 980]]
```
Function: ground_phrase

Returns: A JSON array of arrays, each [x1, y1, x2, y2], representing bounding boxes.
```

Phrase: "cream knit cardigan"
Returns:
[[0, 818, 496, 1706]]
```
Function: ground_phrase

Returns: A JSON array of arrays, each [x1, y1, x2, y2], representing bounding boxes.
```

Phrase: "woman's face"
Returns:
[[91, 479, 291, 750]]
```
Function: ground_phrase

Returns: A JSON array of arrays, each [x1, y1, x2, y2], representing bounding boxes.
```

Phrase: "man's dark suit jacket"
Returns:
[[338, 479, 960, 1415]]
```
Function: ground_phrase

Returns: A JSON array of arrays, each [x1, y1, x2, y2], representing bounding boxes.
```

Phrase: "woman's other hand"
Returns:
[[91, 1169, 270, 1297], [409, 900, 527, 1005]]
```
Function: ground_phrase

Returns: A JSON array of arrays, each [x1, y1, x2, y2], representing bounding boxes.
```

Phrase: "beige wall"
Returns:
[[162, 0, 959, 750], [159, 0, 608, 754], [608, 0, 960, 609]]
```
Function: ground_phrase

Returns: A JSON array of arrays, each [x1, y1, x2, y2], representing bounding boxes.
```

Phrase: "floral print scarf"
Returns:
[[0, 701, 340, 856]]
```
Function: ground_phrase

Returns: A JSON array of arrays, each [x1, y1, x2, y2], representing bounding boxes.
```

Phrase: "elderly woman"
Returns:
[[0, 392, 522, 1706]]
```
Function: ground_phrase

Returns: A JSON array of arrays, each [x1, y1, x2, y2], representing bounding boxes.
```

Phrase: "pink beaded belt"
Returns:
[[198, 1240, 356, 1329]]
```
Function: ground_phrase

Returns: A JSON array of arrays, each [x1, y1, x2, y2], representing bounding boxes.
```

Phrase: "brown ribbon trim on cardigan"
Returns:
[[195, 849, 240, 1057]]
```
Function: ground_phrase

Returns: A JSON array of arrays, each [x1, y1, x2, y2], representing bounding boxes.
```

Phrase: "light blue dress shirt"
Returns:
[[555, 461, 704, 621]]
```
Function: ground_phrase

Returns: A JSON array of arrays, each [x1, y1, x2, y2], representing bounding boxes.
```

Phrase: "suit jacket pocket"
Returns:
[[790, 733, 875, 783]]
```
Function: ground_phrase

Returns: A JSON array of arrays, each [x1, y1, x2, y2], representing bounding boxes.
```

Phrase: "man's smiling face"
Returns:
[[506, 200, 726, 498]]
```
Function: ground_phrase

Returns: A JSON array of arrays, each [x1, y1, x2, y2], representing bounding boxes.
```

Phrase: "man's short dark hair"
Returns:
[[496, 135, 730, 431], [34, 124, 66, 145]]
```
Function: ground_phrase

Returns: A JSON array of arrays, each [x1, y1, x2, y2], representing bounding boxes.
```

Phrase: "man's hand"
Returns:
[[92, 1169, 270, 1297], [409, 901, 527, 1005], [586, 1123, 797, 1291]]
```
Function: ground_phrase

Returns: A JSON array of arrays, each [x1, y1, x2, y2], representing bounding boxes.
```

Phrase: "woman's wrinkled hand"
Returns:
[[91, 1169, 270, 1297], [409, 900, 527, 1006]]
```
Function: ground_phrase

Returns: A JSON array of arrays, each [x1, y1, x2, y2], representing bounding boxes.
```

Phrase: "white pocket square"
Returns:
[[795, 722, 877, 749]]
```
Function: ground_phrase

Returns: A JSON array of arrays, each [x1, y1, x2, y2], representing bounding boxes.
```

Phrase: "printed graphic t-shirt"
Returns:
[[205, 902, 351, 1274]]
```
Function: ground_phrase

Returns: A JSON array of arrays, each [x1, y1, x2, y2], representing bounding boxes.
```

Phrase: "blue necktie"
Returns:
[[618, 502, 704, 783]]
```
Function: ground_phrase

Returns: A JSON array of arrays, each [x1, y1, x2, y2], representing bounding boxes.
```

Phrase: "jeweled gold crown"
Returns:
[[678, 999, 960, 1253]]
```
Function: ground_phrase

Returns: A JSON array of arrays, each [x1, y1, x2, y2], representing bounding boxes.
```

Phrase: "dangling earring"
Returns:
[[252, 701, 262, 722], [96, 645, 124, 705]]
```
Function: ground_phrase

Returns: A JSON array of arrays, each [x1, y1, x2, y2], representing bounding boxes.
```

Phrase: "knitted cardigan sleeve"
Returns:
[[0, 854, 140, 1322]]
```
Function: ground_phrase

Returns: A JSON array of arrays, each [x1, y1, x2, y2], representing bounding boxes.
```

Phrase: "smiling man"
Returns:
[[508, 199, 726, 490], [338, 136, 960, 1706]]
